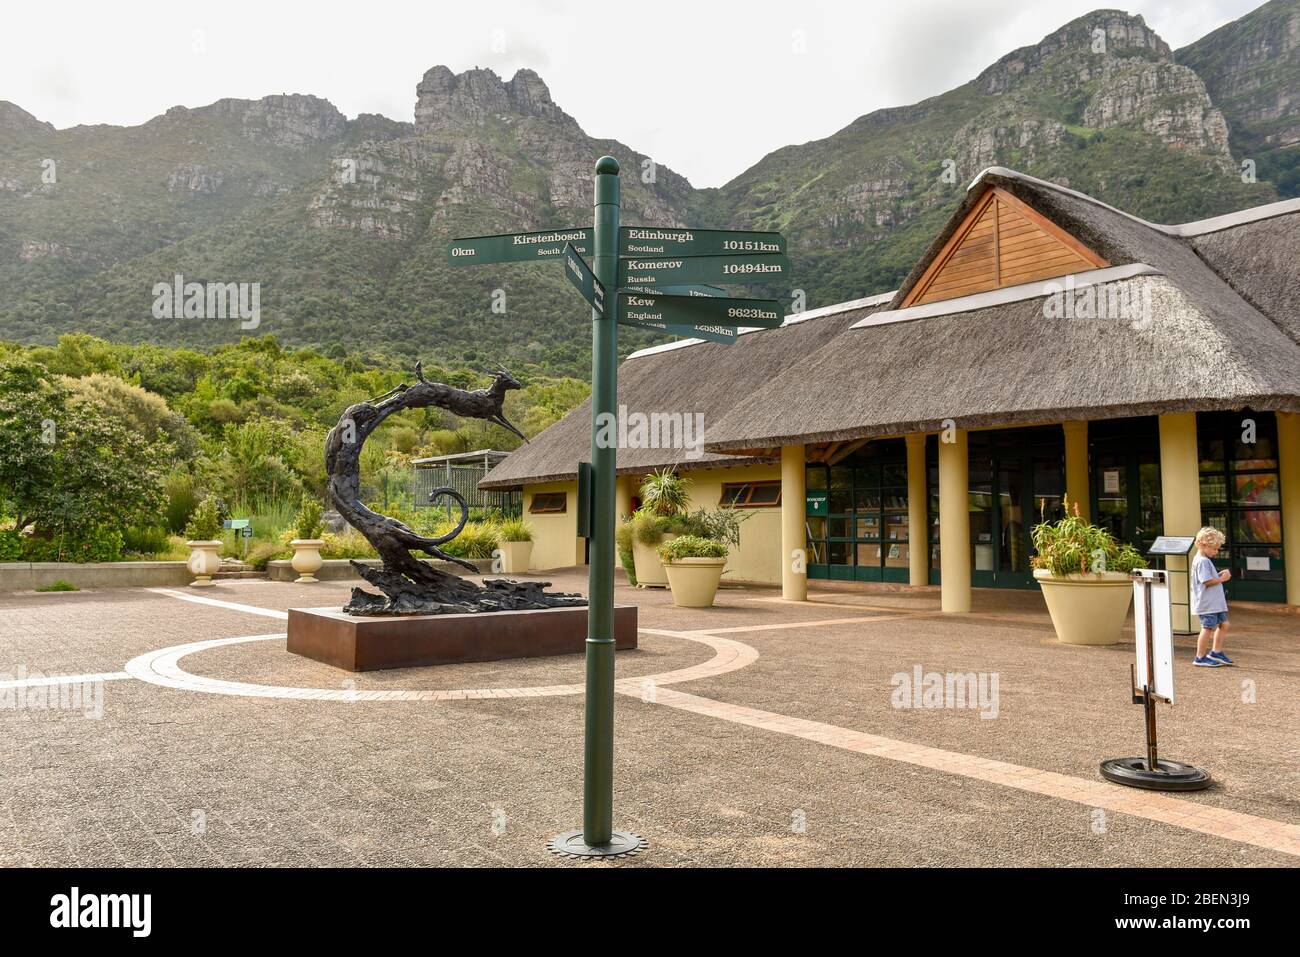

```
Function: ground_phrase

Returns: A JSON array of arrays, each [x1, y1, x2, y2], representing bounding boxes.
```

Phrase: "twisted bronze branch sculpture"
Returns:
[[325, 365, 585, 616]]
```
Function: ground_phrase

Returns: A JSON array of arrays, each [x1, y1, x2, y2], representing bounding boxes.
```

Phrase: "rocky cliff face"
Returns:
[[1178, 0, 1299, 194]]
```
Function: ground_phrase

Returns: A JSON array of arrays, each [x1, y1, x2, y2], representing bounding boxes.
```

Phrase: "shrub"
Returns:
[[36, 580, 78, 592], [627, 509, 670, 546], [0, 530, 21, 562], [671, 507, 748, 548], [292, 493, 324, 541], [1031, 496, 1147, 576], [614, 521, 638, 586], [498, 518, 533, 543], [245, 540, 290, 570], [22, 526, 124, 563], [319, 530, 377, 560], [639, 469, 691, 517], [163, 470, 200, 534], [659, 535, 728, 561], [123, 525, 171, 556], [184, 496, 224, 541], [442, 521, 500, 559]]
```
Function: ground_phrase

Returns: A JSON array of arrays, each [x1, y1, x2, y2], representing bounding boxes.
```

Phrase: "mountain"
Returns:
[[1178, 0, 1300, 197], [0, 6, 1294, 377]]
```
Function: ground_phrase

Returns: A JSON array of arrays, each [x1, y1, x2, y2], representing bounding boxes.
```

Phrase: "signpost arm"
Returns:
[[584, 156, 620, 847]]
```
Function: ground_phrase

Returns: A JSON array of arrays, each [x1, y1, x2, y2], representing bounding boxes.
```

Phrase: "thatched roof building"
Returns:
[[483, 167, 1300, 485]]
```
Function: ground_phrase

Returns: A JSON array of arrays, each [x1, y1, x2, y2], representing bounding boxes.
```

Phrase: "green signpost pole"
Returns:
[[585, 155, 619, 847], [451, 162, 790, 859], [548, 156, 645, 859]]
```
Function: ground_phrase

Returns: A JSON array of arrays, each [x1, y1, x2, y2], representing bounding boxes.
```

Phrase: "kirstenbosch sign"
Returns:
[[617, 291, 783, 329], [448, 159, 793, 859], [617, 253, 789, 287], [563, 243, 605, 316], [619, 227, 786, 258], [448, 227, 594, 264]]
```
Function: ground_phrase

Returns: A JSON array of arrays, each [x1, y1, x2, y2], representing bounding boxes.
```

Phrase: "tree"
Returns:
[[0, 357, 171, 541]]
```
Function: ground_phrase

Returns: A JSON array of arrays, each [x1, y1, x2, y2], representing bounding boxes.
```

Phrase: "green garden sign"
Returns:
[[450, 157, 789, 859]]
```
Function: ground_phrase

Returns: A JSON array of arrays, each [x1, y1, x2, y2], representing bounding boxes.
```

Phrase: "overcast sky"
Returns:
[[2, 0, 1265, 187]]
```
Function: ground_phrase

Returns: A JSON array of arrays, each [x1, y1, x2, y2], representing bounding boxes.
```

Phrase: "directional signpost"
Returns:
[[449, 157, 791, 860], [618, 253, 789, 289], [563, 242, 605, 316]]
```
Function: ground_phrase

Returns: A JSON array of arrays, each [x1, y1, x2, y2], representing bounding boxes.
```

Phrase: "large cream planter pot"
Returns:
[[186, 541, 223, 587], [499, 541, 533, 574], [1033, 569, 1133, 646], [663, 557, 727, 608], [632, 534, 676, 588], [290, 539, 325, 583]]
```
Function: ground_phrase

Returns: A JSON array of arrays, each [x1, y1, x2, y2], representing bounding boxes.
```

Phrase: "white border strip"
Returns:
[[849, 263, 1161, 329]]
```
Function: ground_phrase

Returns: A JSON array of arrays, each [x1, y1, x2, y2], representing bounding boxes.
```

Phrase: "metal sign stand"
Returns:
[[1099, 569, 1211, 791]]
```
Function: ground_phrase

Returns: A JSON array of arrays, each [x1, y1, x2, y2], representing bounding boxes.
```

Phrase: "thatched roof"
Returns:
[[484, 167, 1300, 486], [1188, 209, 1300, 346], [479, 296, 889, 489], [705, 170, 1300, 454]]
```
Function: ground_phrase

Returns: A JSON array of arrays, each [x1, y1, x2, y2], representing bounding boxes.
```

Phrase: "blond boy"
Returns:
[[1191, 526, 1233, 667]]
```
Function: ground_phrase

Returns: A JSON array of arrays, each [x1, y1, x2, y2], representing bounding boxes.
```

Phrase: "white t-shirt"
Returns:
[[1191, 552, 1228, 615]]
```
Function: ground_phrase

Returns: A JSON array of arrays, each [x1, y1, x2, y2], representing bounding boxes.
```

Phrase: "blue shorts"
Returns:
[[1198, 611, 1229, 628]]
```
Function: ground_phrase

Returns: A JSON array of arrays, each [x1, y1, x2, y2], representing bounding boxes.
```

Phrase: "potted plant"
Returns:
[[659, 535, 729, 607], [1031, 497, 1147, 645], [289, 493, 326, 583], [497, 517, 533, 574], [183, 496, 224, 588], [628, 470, 692, 588], [627, 510, 673, 588]]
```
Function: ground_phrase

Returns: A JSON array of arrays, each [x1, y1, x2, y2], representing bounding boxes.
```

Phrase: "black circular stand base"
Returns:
[[547, 829, 647, 860], [1100, 757, 1212, 791]]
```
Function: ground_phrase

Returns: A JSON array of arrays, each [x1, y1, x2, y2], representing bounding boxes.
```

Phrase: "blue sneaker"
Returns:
[[1208, 650, 1234, 666], [1193, 656, 1224, 667]]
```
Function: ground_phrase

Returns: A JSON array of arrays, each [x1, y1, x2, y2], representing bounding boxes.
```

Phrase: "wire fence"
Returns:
[[411, 466, 522, 518]]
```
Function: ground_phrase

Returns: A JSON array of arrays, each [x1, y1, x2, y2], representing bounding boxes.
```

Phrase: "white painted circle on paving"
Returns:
[[123, 627, 757, 702]]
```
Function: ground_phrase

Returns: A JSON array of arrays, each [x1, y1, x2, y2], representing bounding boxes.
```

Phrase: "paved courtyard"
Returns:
[[1, 570, 1297, 867]]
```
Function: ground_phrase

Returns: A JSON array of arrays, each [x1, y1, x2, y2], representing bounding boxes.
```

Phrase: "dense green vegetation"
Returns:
[[0, 334, 587, 563]]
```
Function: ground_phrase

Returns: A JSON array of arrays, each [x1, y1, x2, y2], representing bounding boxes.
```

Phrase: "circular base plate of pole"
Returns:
[[547, 829, 647, 861], [1100, 758, 1212, 791]]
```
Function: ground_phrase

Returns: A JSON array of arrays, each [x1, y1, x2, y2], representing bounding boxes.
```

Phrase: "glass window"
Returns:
[[720, 481, 782, 508], [529, 492, 567, 514], [805, 466, 828, 490]]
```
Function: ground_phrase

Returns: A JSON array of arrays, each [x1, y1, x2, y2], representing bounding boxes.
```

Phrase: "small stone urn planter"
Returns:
[[186, 541, 223, 587], [659, 535, 729, 608], [289, 540, 325, 583], [1033, 569, 1134, 646]]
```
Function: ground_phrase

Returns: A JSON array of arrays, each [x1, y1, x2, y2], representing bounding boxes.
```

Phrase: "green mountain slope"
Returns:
[[1178, 0, 1300, 197], [1, 8, 1294, 374]]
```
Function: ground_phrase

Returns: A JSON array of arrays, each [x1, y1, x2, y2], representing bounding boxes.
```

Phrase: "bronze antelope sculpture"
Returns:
[[324, 364, 583, 615]]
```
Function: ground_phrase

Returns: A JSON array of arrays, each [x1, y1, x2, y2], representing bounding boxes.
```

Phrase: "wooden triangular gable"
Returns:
[[902, 187, 1108, 307]]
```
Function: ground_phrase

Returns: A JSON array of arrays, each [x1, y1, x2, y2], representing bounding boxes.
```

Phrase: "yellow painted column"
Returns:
[[1063, 420, 1090, 521], [1159, 412, 1201, 633], [938, 429, 971, 613], [1277, 412, 1300, 607], [905, 433, 928, 587], [781, 444, 808, 601]]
